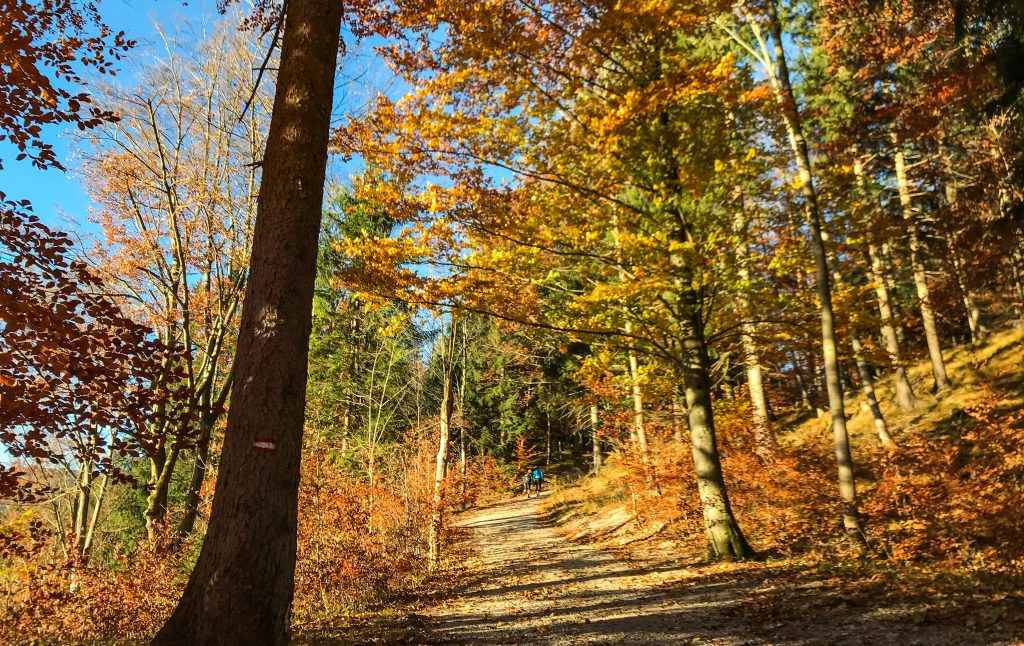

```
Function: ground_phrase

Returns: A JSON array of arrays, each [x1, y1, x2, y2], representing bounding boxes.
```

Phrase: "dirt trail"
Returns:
[[425, 493, 745, 645], [423, 494, 1020, 646]]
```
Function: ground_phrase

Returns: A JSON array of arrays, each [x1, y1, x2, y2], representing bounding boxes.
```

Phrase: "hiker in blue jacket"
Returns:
[[531, 466, 544, 494]]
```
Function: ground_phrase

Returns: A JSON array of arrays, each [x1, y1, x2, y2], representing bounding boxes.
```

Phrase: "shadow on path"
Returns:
[[423, 494, 1022, 645]]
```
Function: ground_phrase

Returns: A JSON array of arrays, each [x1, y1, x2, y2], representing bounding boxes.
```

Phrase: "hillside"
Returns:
[[539, 328, 1024, 638]]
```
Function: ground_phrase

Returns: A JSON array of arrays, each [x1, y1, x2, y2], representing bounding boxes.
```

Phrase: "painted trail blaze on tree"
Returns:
[[152, 0, 344, 643]]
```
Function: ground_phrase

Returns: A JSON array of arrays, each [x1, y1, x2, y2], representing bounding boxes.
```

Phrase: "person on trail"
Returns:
[[531, 466, 544, 494], [522, 471, 533, 498]]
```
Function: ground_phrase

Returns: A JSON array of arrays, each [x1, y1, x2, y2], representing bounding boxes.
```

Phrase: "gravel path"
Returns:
[[425, 493, 745, 645], [422, 493, 1023, 646]]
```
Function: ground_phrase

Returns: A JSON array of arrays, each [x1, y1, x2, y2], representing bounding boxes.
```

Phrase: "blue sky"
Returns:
[[1, 0, 211, 231], [1, 0, 390, 236]]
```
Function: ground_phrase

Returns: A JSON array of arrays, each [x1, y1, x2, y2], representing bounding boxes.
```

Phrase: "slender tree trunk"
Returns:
[[879, 242, 909, 346], [154, 2, 343, 642], [827, 248, 896, 449], [1011, 241, 1024, 317], [177, 412, 214, 538], [73, 460, 91, 558], [671, 387, 687, 443], [428, 330, 456, 572], [740, 327, 773, 460], [626, 345, 659, 495], [867, 243, 918, 410], [764, 0, 866, 550], [81, 473, 107, 562], [145, 441, 180, 542], [732, 211, 774, 458], [590, 403, 602, 474], [851, 334, 897, 449], [852, 154, 917, 410], [611, 222, 656, 487], [946, 231, 985, 343], [891, 133, 950, 391], [546, 413, 552, 466], [458, 333, 468, 499], [939, 142, 986, 343], [791, 349, 814, 413]]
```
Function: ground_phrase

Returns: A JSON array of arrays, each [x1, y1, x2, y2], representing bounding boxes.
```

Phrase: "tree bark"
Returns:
[[625, 344, 660, 495], [680, 304, 755, 560], [851, 334, 897, 449], [826, 245, 896, 450], [1011, 241, 1024, 318], [891, 132, 951, 391], [763, 0, 866, 551], [73, 459, 91, 558], [590, 403, 602, 474], [866, 243, 917, 410], [428, 325, 457, 572], [791, 349, 814, 413], [177, 411, 215, 538], [939, 141, 986, 343], [82, 473, 107, 562], [545, 412, 552, 466], [852, 154, 917, 410], [946, 229, 985, 343], [145, 440, 179, 542], [671, 387, 687, 443], [733, 212, 774, 460], [153, 2, 343, 643]]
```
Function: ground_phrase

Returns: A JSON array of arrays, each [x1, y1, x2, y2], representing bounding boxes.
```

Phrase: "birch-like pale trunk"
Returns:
[[852, 155, 917, 411], [826, 246, 896, 450], [891, 132, 951, 391], [733, 212, 774, 460], [428, 324, 457, 572], [939, 145, 986, 343], [756, 0, 867, 549]]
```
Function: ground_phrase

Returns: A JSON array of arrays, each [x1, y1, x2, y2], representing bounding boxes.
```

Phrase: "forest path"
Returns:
[[422, 493, 1019, 646], [425, 492, 746, 645]]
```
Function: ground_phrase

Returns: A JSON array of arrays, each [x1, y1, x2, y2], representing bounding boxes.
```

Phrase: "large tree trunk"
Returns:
[[764, 0, 866, 551], [680, 304, 755, 561], [891, 133, 951, 391], [153, 2, 343, 643]]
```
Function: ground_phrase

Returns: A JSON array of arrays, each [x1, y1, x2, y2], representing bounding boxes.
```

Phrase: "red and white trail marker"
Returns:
[[252, 438, 277, 454]]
